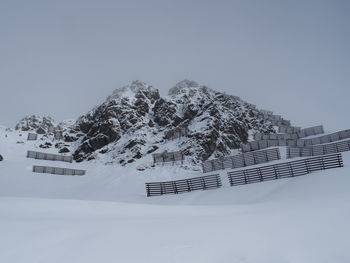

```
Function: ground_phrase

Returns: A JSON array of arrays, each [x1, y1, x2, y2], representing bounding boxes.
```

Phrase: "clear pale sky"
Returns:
[[1, 0, 349, 130]]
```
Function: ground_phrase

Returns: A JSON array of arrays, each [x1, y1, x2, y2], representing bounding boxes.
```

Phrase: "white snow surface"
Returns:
[[1, 127, 350, 263]]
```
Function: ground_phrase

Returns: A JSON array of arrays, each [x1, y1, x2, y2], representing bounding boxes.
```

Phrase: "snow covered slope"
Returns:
[[0, 125, 350, 263]]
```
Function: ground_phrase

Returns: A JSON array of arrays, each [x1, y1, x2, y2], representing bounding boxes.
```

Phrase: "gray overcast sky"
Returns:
[[1, 0, 349, 130]]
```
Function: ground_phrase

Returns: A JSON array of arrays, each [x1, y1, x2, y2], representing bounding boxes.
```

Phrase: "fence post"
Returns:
[[202, 177, 207, 190], [320, 156, 325, 170], [273, 166, 278, 179], [202, 163, 205, 173], [253, 152, 257, 165], [231, 156, 235, 170], [289, 162, 294, 177], [160, 183, 164, 195], [337, 154, 343, 167], [146, 184, 150, 197], [243, 170, 248, 184], [305, 159, 310, 174], [187, 180, 191, 192], [242, 153, 247, 167], [173, 181, 178, 194], [216, 175, 221, 187], [258, 168, 263, 182]]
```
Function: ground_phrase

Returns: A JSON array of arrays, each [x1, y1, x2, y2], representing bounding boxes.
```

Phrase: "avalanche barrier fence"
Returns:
[[242, 129, 350, 153], [146, 174, 222, 197], [227, 153, 343, 187], [254, 125, 324, 141], [287, 139, 350, 158], [27, 133, 38, 140], [27, 150, 73, 163], [201, 148, 280, 173], [32, 165, 85, 176]]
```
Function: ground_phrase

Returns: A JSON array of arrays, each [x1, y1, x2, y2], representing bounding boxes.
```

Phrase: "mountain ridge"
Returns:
[[12, 80, 285, 169]]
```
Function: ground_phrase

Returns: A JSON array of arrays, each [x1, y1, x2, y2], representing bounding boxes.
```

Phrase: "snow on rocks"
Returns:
[[69, 80, 278, 167]]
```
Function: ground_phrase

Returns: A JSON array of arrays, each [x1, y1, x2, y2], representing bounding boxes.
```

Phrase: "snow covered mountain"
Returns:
[[12, 80, 283, 168], [72, 80, 279, 166]]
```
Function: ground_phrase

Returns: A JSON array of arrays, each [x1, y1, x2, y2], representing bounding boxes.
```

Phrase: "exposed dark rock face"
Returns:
[[71, 80, 277, 166], [59, 147, 70, 153], [0, 154, 3, 161], [15, 80, 284, 167], [73, 81, 160, 163], [39, 142, 52, 149], [15, 115, 56, 133]]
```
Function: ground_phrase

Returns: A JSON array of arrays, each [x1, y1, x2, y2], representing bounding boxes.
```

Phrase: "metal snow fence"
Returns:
[[261, 113, 291, 127], [243, 127, 350, 153], [287, 139, 350, 158], [27, 150, 73, 163], [227, 153, 343, 187], [32, 165, 85, 175], [54, 130, 63, 140], [278, 126, 301, 134], [254, 125, 324, 141], [145, 174, 222, 197], [165, 127, 189, 140], [296, 129, 350, 148], [152, 151, 185, 165], [27, 133, 38, 141], [202, 148, 280, 173]]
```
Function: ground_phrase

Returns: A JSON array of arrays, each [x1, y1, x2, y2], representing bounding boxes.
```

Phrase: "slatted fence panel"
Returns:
[[27, 150, 73, 163], [228, 153, 343, 187], [32, 165, 85, 176], [152, 151, 184, 165], [254, 125, 324, 141], [278, 126, 301, 134], [202, 148, 280, 173], [146, 174, 222, 197], [287, 139, 350, 158], [27, 133, 38, 140], [243, 129, 350, 152]]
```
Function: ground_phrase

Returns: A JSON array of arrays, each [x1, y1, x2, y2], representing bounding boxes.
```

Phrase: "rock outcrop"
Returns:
[[15, 115, 56, 134], [72, 80, 277, 166]]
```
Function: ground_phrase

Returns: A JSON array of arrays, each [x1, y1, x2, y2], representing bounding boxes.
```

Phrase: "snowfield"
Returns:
[[1, 127, 350, 263]]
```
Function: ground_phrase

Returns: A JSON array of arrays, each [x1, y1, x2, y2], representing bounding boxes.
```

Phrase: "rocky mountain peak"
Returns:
[[16, 80, 287, 169], [107, 80, 159, 103], [170, 79, 206, 93]]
